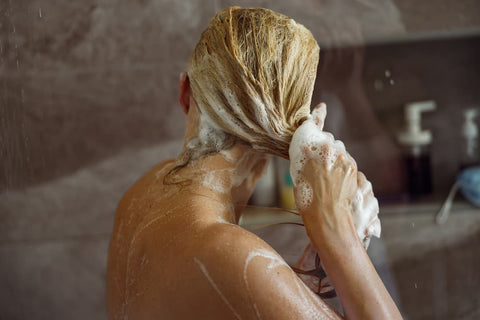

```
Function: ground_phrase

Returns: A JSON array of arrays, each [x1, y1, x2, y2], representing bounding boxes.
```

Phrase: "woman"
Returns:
[[107, 7, 402, 319]]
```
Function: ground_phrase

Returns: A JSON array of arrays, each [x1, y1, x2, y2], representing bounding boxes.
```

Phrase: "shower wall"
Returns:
[[1, 0, 410, 191], [1, 0, 479, 319]]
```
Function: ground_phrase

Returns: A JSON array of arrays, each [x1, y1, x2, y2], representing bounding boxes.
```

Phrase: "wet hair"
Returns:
[[165, 7, 319, 185], [165, 8, 331, 296], [188, 6, 319, 159]]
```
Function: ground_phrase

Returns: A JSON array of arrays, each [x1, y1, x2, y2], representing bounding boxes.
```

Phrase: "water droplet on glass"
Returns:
[[411, 221, 415, 228], [389, 79, 395, 85], [414, 283, 418, 289], [385, 70, 391, 77], [39, 8, 42, 18]]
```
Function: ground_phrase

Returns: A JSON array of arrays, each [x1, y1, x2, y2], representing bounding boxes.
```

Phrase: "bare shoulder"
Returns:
[[190, 222, 342, 320], [118, 213, 341, 319]]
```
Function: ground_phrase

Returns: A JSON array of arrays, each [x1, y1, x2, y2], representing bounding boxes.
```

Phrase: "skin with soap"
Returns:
[[107, 99, 342, 319], [106, 7, 402, 319], [289, 103, 382, 294]]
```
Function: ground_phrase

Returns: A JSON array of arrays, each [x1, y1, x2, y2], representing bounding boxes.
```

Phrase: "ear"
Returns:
[[179, 72, 191, 114]]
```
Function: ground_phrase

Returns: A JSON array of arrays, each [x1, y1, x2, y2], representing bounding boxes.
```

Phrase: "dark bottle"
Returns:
[[404, 151, 432, 196], [397, 101, 436, 198]]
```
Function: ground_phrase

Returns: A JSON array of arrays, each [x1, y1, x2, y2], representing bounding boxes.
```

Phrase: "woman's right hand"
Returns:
[[294, 145, 358, 250], [294, 146, 403, 319]]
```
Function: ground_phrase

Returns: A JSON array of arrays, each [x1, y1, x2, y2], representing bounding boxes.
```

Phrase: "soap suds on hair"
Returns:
[[289, 103, 381, 248], [188, 7, 319, 159]]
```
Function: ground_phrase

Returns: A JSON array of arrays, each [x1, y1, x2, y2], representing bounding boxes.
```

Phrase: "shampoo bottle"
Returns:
[[460, 108, 480, 170], [397, 101, 436, 197]]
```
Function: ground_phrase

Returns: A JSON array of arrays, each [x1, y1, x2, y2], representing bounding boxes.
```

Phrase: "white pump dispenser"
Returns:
[[462, 108, 479, 158], [398, 100, 437, 155], [460, 108, 479, 168], [397, 100, 436, 197]]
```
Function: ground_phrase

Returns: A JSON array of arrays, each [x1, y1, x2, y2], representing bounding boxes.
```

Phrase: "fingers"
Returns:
[[357, 171, 374, 199], [300, 147, 355, 194], [334, 152, 357, 177], [302, 143, 334, 167], [367, 218, 381, 238], [303, 143, 355, 175], [354, 171, 379, 223], [311, 103, 327, 130]]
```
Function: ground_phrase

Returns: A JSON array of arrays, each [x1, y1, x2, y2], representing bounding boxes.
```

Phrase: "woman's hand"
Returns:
[[353, 171, 381, 247], [295, 145, 358, 247], [293, 147, 402, 320]]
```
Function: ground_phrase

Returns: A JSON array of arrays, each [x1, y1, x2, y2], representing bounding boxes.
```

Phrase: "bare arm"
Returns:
[[188, 223, 344, 320], [298, 153, 402, 319]]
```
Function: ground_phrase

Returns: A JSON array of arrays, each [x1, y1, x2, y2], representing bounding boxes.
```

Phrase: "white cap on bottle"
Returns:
[[462, 108, 479, 140], [397, 100, 436, 147]]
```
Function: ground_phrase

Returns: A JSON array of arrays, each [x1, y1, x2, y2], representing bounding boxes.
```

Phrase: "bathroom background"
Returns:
[[1, 0, 479, 319]]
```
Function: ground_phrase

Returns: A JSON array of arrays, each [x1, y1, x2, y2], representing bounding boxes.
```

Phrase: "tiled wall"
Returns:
[[1, 0, 479, 318]]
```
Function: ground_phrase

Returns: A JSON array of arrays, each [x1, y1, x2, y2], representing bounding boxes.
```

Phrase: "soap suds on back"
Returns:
[[242, 248, 336, 320], [243, 248, 288, 319], [194, 257, 242, 320]]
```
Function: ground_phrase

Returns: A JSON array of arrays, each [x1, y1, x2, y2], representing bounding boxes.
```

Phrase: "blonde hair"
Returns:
[[188, 7, 319, 159]]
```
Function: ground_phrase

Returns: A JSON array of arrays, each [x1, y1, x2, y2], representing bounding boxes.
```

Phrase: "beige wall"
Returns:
[[1, 0, 408, 190]]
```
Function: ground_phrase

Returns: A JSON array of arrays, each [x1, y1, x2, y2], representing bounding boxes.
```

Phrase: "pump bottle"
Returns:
[[460, 108, 480, 170], [397, 101, 436, 197]]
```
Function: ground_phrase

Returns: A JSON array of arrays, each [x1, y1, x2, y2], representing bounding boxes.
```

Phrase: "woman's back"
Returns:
[[107, 160, 225, 318], [107, 157, 342, 319]]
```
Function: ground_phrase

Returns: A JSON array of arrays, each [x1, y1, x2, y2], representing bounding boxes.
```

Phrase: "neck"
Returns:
[[177, 142, 269, 224]]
